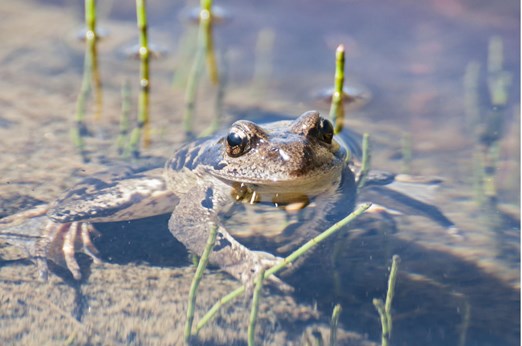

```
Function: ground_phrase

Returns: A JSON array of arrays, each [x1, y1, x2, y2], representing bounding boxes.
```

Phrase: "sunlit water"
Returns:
[[0, 0, 519, 345]]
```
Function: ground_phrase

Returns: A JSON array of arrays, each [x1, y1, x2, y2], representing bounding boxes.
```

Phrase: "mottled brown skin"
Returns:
[[0, 111, 352, 286], [0, 110, 455, 284]]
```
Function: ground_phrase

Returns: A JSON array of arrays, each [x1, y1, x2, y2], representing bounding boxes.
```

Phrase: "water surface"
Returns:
[[0, 1, 519, 345]]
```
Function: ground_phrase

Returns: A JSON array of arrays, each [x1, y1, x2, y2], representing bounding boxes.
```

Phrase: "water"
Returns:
[[0, 0, 519, 345]]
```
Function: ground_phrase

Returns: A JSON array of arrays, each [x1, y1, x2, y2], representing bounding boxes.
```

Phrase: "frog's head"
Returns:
[[209, 110, 346, 192]]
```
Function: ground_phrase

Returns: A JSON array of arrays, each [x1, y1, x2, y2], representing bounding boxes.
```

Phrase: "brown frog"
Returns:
[[0, 111, 455, 285]]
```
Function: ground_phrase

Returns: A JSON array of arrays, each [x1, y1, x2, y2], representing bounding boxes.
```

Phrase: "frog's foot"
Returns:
[[40, 220, 102, 280], [231, 250, 293, 293], [1, 206, 103, 280]]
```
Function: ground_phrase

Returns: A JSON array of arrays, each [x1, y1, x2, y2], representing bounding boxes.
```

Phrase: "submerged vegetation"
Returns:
[[71, 0, 102, 162], [184, 223, 218, 343], [372, 255, 401, 346], [183, 0, 221, 137], [464, 37, 516, 258]]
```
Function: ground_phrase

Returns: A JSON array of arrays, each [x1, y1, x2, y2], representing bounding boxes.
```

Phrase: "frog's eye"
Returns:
[[318, 118, 334, 144], [226, 130, 249, 157]]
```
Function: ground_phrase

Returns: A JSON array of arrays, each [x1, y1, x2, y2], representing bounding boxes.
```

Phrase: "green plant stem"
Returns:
[[372, 298, 388, 346], [202, 12, 218, 85], [128, 0, 150, 157], [183, 2, 209, 135], [85, 0, 96, 36], [71, 0, 103, 161], [247, 268, 265, 346], [488, 36, 509, 106], [201, 0, 212, 11], [194, 203, 371, 333], [184, 224, 218, 344], [84, 0, 103, 121], [373, 254, 401, 346], [183, 0, 218, 136], [356, 133, 371, 192], [329, 304, 342, 346], [385, 255, 400, 333], [329, 44, 345, 134]]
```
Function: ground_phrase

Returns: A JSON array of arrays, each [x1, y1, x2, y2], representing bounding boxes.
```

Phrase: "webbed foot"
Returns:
[[0, 205, 102, 280]]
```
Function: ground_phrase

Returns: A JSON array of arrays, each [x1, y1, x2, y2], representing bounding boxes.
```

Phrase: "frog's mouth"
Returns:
[[210, 162, 344, 196]]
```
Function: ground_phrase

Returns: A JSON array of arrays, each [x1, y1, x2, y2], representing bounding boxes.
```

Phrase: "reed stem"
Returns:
[[183, 0, 219, 136], [329, 44, 345, 134], [72, 0, 103, 162], [184, 224, 218, 343], [128, 0, 151, 157], [195, 203, 371, 333], [373, 254, 401, 346], [247, 268, 265, 346], [329, 304, 342, 346], [85, 0, 96, 37]]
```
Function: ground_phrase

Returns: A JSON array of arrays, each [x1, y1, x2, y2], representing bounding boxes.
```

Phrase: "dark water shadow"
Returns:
[[92, 214, 189, 268], [289, 218, 520, 346]]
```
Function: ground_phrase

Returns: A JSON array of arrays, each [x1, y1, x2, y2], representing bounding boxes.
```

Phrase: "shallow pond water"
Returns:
[[0, 1, 519, 345]]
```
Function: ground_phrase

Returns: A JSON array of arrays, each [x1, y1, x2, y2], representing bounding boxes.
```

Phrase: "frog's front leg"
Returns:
[[1, 168, 178, 280], [168, 185, 288, 290]]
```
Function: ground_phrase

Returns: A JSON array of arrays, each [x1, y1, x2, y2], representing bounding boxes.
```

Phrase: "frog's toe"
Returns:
[[253, 250, 283, 267], [62, 222, 82, 279], [43, 220, 102, 280], [80, 223, 102, 264], [250, 251, 294, 293]]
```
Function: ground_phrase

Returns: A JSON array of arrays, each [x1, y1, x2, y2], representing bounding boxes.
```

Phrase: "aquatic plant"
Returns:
[[127, 0, 151, 157], [72, 0, 102, 162], [464, 37, 516, 258], [373, 254, 400, 346], [183, 0, 220, 136], [329, 44, 345, 134], [184, 224, 218, 343], [193, 203, 371, 335], [247, 268, 265, 346], [329, 304, 342, 346]]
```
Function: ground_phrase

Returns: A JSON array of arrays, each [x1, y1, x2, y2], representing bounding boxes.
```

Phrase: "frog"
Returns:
[[0, 110, 455, 286]]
